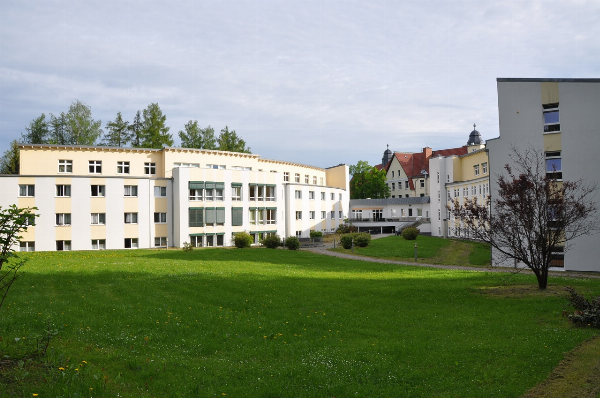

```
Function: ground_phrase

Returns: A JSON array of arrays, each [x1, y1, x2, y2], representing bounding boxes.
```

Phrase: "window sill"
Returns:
[[543, 131, 561, 135]]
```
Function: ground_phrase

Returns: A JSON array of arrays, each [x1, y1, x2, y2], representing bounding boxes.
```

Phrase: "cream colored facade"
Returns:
[[1, 145, 349, 251]]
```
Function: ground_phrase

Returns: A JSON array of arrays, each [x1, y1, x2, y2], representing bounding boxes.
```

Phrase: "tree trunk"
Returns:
[[535, 269, 549, 290]]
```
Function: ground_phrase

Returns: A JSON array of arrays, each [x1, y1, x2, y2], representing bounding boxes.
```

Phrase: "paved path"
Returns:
[[301, 234, 600, 279]]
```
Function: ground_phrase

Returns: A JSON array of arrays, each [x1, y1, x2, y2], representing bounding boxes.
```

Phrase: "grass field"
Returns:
[[1, 247, 599, 397], [331, 235, 492, 266]]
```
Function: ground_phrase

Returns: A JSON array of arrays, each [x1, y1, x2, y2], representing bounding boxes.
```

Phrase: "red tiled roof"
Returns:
[[393, 146, 467, 178]]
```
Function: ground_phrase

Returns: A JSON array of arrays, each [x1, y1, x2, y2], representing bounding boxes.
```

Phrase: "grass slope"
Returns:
[[1, 248, 598, 397]]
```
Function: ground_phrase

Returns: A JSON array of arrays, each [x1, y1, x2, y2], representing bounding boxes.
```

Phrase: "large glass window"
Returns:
[[154, 212, 167, 223], [144, 162, 156, 175], [284, 172, 289, 182], [91, 213, 106, 225], [543, 103, 560, 132], [56, 185, 71, 197], [232, 208, 243, 226], [154, 186, 167, 197], [189, 208, 204, 227], [19, 185, 35, 197], [232, 185, 242, 201], [58, 160, 73, 173], [190, 235, 203, 247], [546, 151, 562, 180], [267, 209, 276, 224], [91, 185, 105, 197], [124, 238, 138, 249], [20, 242, 35, 252], [124, 185, 138, 197], [91, 239, 106, 250], [56, 213, 71, 226], [56, 240, 71, 251], [89, 160, 102, 174], [266, 186, 275, 201], [117, 161, 130, 174], [124, 213, 138, 224]]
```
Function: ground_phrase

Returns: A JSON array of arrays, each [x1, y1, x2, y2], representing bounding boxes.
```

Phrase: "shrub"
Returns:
[[285, 236, 300, 250], [354, 232, 371, 247], [340, 234, 355, 249], [336, 223, 357, 234], [309, 230, 323, 238], [563, 287, 600, 328], [401, 227, 419, 240], [234, 232, 253, 248], [262, 234, 281, 249], [182, 242, 193, 252]]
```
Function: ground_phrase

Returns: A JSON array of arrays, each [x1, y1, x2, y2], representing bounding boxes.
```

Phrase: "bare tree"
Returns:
[[448, 147, 598, 289]]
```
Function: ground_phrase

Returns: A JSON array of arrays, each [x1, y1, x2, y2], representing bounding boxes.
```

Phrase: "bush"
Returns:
[[285, 237, 300, 250], [309, 230, 323, 238], [234, 232, 253, 248], [401, 227, 419, 240], [340, 234, 355, 249], [336, 224, 357, 234], [563, 287, 600, 328], [182, 242, 193, 252], [354, 232, 371, 247], [262, 234, 281, 249]]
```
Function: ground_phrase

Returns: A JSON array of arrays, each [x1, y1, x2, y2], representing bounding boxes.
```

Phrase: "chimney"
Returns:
[[423, 147, 432, 159]]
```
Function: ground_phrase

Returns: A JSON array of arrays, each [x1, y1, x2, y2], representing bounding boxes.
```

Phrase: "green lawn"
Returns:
[[332, 235, 492, 266], [1, 248, 599, 397]]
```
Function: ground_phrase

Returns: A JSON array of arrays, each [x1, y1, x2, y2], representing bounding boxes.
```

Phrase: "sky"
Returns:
[[1, 0, 599, 169]]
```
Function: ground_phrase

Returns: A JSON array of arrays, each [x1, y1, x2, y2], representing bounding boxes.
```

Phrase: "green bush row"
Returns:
[[340, 232, 372, 249]]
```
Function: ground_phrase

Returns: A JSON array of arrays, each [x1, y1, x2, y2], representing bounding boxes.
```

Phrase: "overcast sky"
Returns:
[[1, 0, 599, 169]]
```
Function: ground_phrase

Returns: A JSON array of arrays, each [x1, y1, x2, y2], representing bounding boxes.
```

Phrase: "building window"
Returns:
[[447, 191, 451, 201], [309, 191, 315, 200], [205, 187, 214, 201], [124, 213, 138, 224], [266, 209, 276, 224], [19, 242, 35, 252], [420, 180, 425, 188], [154, 186, 167, 197], [257, 209, 264, 224], [294, 173, 300, 183], [216, 235, 224, 246], [232, 208, 243, 226], [474, 164, 480, 176], [330, 211, 335, 219], [321, 192, 325, 200], [56, 185, 71, 197], [91, 185, 105, 197], [284, 172, 289, 182], [56, 240, 71, 251], [189, 208, 204, 227], [19, 184, 35, 197], [320, 177, 324, 185], [437, 191, 440, 202], [331, 193, 335, 200], [482, 162, 488, 174], [392, 182, 396, 191], [543, 103, 560, 132], [215, 187, 224, 201], [145, 162, 156, 175], [296, 211, 302, 220], [174, 162, 199, 168], [392, 171, 395, 178], [313, 176, 317, 185], [266, 186, 275, 201], [405, 181, 409, 189], [124, 185, 138, 197], [90, 213, 106, 225], [117, 161, 130, 174], [56, 213, 71, 226], [190, 188, 203, 201], [437, 172, 440, 183], [89, 160, 102, 174], [438, 209, 441, 221], [206, 164, 225, 170], [232, 185, 242, 201], [305, 175, 309, 184], [249, 209, 257, 225], [295, 190, 302, 199], [58, 160, 73, 173], [124, 238, 138, 249], [190, 235, 203, 247], [296, 231, 302, 238], [309, 211, 315, 220], [339, 211, 343, 219], [91, 239, 106, 250], [321, 211, 326, 219], [249, 185, 257, 201], [546, 151, 562, 180], [154, 212, 167, 223], [206, 235, 214, 246], [155, 237, 167, 247]]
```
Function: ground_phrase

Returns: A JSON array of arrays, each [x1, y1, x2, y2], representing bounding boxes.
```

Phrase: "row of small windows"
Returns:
[[473, 162, 488, 176], [49, 212, 167, 226], [283, 173, 324, 185], [295, 191, 342, 201], [20, 238, 163, 251], [296, 211, 343, 220], [189, 207, 277, 227], [18, 184, 167, 198], [58, 160, 156, 175], [446, 183, 489, 200], [389, 180, 424, 191]]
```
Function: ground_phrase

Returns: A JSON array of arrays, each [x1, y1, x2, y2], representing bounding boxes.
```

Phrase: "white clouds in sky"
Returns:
[[1, 0, 599, 168]]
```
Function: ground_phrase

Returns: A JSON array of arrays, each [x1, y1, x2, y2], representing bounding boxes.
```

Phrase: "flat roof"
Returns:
[[497, 78, 600, 83]]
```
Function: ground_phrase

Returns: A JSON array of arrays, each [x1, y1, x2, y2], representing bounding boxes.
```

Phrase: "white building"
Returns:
[[1, 145, 349, 251]]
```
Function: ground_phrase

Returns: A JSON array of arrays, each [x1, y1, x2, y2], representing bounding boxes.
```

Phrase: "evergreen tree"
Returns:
[[140, 103, 173, 149], [217, 126, 251, 153], [21, 114, 49, 144], [102, 112, 131, 147], [179, 121, 217, 149], [0, 140, 20, 174], [129, 110, 143, 147], [49, 112, 67, 145]]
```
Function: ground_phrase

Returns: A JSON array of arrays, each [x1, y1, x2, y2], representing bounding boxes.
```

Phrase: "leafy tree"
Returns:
[[21, 114, 49, 144], [217, 126, 251, 153], [130, 110, 143, 147], [48, 112, 67, 145], [64, 100, 102, 145], [102, 112, 131, 147], [0, 205, 37, 310], [349, 160, 390, 199], [140, 103, 173, 148], [448, 147, 598, 290], [0, 140, 20, 174], [179, 121, 217, 149]]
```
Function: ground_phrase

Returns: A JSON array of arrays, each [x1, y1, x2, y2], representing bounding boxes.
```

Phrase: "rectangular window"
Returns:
[[339, 193, 342, 201], [145, 162, 156, 175], [295, 190, 302, 199], [546, 151, 562, 180], [266, 186, 275, 201], [91, 185, 105, 197], [309, 191, 315, 200], [154, 212, 167, 223], [89, 160, 102, 174], [215, 188, 224, 201], [420, 180, 425, 188], [55, 213, 71, 226], [155, 237, 167, 247], [257, 209, 264, 224], [19, 242, 35, 252], [190, 235, 203, 247], [189, 189, 203, 201], [206, 164, 225, 170], [189, 208, 204, 227], [204, 187, 213, 201], [295, 173, 300, 183], [205, 208, 217, 225], [249, 185, 257, 201], [58, 160, 72, 173], [232, 208, 243, 226], [482, 162, 488, 174], [19, 184, 35, 197], [91, 213, 106, 225], [154, 186, 167, 197], [216, 208, 225, 225], [124, 213, 138, 224], [267, 209, 276, 224], [321, 192, 325, 200], [232, 185, 242, 201], [313, 176, 317, 185], [249, 209, 256, 225], [437, 172, 440, 183], [124, 238, 138, 249], [124, 185, 138, 197], [91, 239, 106, 250], [296, 211, 302, 220], [309, 211, 315, 220], [321, 211, 326, 219], [405, 181, 409, 189], [392, 182, 395, 190], [331, 211, 335, 219], [320, 177, 324, 185], [256, 185, 264, 201], [56, 184, 71, 197], [543, 103, 560, 132], [339, 211, 343, 219], [284, 172, 289, 182], [305, 175, 309, 184], [474, 164, 480, 176], [296, 231, 302, 238], [56, 240, 71, 251], [392, 171, 395, 178], [216, 235, 224, 246], [206, 235, 214, 247], [117, 161, 130, 174]]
